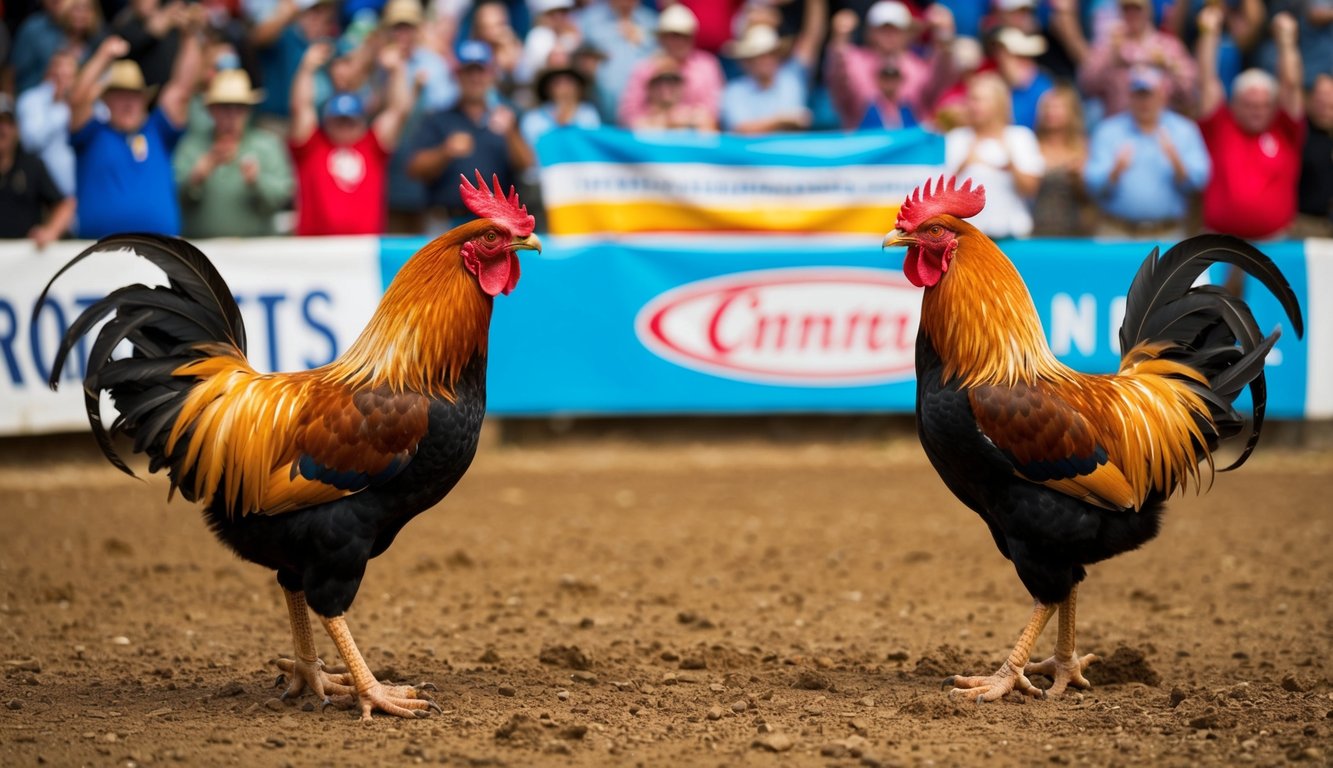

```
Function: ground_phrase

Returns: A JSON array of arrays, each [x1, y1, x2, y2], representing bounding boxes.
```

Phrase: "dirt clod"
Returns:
[[1086, 646, 1161, 687]]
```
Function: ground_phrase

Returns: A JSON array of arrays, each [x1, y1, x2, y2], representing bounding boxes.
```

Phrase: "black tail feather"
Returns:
[[1119, 235, 1303, 473], [33, 234, 246, 481]]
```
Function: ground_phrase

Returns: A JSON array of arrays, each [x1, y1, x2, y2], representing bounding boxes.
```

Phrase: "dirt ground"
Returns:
[[1, 420, 1330, 768]]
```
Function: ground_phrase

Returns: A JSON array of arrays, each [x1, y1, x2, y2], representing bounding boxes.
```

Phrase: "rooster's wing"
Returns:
[[968, 381, 1138, 512]]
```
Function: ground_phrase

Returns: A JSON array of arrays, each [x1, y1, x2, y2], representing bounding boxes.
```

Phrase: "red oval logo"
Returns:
[[636, 268, 922, 386]]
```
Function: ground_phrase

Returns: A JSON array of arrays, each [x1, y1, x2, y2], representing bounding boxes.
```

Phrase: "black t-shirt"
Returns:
[[1299, 118, 1333, 219], [0, 149, 64, 238]]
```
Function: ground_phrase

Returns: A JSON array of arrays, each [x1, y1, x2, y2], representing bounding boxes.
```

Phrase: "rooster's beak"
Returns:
[[511, 234, 542, 253], [882, 229, 916, 249]]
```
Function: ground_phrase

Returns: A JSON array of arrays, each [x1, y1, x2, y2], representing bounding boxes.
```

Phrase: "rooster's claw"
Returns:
[[273, 673, 287, 689], [940, 676, 956, 690], [418, 681, 438, 692]]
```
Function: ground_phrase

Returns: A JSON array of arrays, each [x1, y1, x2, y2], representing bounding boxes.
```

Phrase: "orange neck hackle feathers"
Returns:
[[330, 219, 498, 398]]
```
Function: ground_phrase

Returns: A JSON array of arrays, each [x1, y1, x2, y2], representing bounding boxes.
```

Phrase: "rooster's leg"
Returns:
[[1024, 586, 1098, 696], [319, 614, 441, 721], [944, 600, 1055, 702], [272, 589, 355, 702]]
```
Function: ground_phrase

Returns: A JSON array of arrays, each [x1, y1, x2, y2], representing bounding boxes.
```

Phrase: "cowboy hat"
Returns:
[[204, 68, 265, 106]]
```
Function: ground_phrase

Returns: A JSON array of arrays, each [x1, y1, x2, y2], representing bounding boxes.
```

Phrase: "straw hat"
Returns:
[[723, 24, 782, 59], [657, 4, 697, 36], [204, 68, 265, 106], [103, 59, 153, 94], [380, 0, 423, 28]]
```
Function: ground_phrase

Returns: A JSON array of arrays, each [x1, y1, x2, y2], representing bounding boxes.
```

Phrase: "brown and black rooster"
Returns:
[[37, 173, 539, 720], [884, 176, 1303, 702]]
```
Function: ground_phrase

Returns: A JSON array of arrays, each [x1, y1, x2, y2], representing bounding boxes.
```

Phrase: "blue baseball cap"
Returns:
[[457, 40, 493, 68], [322, 92, 365, 120]]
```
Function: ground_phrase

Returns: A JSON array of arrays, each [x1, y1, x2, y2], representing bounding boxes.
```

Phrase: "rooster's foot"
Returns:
[[944, 661, 1045, 703], [326, 680, 442, 721], [272, 657, 355, 701], [1024, 652, 1098, 696]]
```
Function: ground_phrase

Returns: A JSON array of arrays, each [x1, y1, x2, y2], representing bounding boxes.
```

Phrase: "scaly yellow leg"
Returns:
[[319, 614, 440, 721], [945, 600, 1055, 703], [272, 589, 355, 702], [1024, 586, 1099, 696]]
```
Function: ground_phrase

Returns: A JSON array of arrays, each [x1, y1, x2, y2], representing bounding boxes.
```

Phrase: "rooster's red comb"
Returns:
[[459, 171, 535, 237], [895, 175, 986, 232]]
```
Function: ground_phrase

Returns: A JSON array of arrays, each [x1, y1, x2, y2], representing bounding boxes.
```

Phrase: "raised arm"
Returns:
[[249, 0, 300, 50], [158, 4, 206, 127], [290, 41, 332, 146], [790, 0, 827, 69], [1048, 0, 1091, 66], [68, 36, 130, 132], [1195, 5, 1224, 118], [371, 46, 414, 151], [1270, 12, 1303, 119], [917, 5, 959, 114]]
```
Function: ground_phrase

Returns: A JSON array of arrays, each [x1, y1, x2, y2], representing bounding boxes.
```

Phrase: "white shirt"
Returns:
[[944, 125, 1045, 239]]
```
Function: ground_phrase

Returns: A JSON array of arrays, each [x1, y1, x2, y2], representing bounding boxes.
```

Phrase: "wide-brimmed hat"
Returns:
[[380, 0, 422, 27], [204, 68, 264, 106], [103, 59, 155, 95], [657, 4, 697, 36], [992, 26, 1047, 57], [723, 23, 782, 59], [535, 65, 587, 103]]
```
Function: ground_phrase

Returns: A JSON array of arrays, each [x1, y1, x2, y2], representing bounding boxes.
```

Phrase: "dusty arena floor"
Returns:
[[1, 422, 1329, 767]]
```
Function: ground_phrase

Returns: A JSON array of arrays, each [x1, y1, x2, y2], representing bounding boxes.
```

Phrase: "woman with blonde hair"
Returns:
[[1032, 83, 1090, 236], [944, 71, 1045, 238]]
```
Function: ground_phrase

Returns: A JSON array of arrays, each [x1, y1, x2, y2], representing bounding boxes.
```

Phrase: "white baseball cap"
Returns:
[[866, 1, 912, 29]]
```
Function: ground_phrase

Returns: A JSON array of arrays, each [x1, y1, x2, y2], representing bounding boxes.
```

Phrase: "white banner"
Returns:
[[1306, 238, 1333, 419], [3, 237, 383, 436]]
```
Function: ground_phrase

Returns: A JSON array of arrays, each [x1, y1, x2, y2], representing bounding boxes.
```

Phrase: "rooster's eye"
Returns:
[[485, 231, 498, 242], [929, 225, 944, 237]]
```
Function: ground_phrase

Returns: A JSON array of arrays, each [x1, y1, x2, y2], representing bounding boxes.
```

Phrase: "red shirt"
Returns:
[[290, 129, 388, 236], [1199, 106, 1305, 239]]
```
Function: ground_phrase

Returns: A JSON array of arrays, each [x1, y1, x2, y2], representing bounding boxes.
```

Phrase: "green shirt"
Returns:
[[173, 127, 294, 238]]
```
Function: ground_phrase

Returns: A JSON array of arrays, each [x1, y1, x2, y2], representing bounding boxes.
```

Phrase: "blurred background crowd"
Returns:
[[0, 0, 1330, 245]]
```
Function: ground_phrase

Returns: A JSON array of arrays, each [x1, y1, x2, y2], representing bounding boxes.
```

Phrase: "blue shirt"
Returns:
[[720, 60, 808, 133], [256, 25, 310, 118], [70, 109, 186, 238], [1084, 110, 1210, 223], [520, 103, 601, 155], [408, 104, 517, 211], [1011, 70, 1054, 131], [579, 3, 658, 122], [11, 13, 67, 95], [858, 102, 917, 130]]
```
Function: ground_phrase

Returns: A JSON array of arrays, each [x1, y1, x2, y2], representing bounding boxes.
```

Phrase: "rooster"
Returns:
[[883, 177, 1303, 702], [36, 173, 540, 720]]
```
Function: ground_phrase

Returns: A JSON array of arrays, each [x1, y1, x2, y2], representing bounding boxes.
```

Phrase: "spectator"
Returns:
[[1084, 66, 1209, 240], [469, 0, 524, 103], [992, 0, 1086, 82], [719, 24, 810, 135], [672, 0, 744, 57], [518, 0, 581, 92], [174, 68, 294, 237], [10, 0, 68, 94], [1196, 8, 1305, 242], [1294, 73, 1333, 238], [183, 35, 244, 142], [579, 0, 656, 122], [247, 0, 339, 125], [859, 60, 917, 130], [618, 4, 724, 129], [1164, 0, 1263, 95], [406, 40, 534, 234], [17, 47, 77, 197], [1032, 84, 1090, 236], [930, 35, 984, 131], [944, 71, 1044, 238], [59, 0, 104, 62], [824, 1, 957, 131], [110, 0, 192, 88], [381, 0, 455, 233], [67, 33, 202, 238], [520, 64, 600, 150], [289, 41, 412, 236], [0, 94, 75, 247], [1079, 0, 1197, 117], [628, 56, 714, 131], [987, 26, 1053, 131]]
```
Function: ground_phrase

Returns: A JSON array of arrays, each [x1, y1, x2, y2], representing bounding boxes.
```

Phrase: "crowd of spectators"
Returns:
[[1, 0, 1331, 246]]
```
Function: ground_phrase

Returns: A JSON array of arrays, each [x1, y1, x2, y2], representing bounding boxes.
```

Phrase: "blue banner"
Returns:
[[381, 236, 1310, 419]]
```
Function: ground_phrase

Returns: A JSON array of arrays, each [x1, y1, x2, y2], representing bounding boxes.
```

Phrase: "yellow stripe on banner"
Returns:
[[546, 202, 904, 236]]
